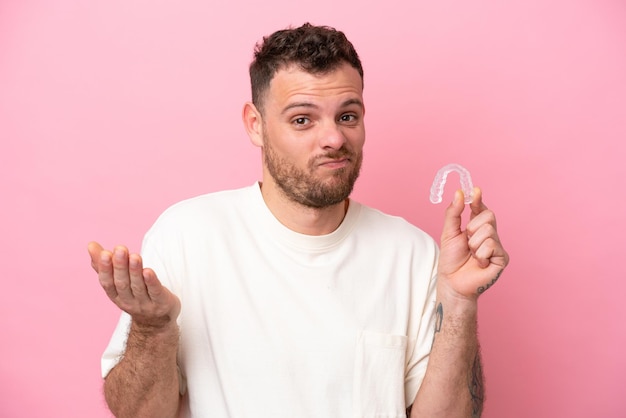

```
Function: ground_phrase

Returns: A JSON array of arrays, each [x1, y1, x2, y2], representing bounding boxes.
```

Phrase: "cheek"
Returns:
[[267, 133, 313, 163], [348, 127, 366, 150]]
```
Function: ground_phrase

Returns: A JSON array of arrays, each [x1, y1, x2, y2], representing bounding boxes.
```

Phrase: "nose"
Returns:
[[319, 121, 347, 150]]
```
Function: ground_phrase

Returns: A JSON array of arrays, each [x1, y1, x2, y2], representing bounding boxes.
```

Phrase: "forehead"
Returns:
[[265, 63, 364, 110]]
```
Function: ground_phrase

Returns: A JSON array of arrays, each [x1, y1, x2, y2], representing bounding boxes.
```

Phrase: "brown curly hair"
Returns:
[[249, 23, 364, 113]]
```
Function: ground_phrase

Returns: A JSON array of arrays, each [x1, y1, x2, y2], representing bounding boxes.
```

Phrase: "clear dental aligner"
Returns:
[[429, 163, 474, 204]]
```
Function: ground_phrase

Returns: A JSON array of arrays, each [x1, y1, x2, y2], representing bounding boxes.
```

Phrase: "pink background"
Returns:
[[1, 0, 625, 417]]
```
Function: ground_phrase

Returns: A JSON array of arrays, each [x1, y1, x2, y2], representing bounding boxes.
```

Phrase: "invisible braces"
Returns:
[[429, 163, 474, 204]]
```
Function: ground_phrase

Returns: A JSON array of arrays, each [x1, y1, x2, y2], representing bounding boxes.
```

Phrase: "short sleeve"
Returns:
[[101, 312, 131, 377], [404, 245, 439, 406]]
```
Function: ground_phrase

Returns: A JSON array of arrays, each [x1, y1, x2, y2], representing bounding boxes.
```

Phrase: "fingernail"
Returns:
[[100, 252, 111, 264]]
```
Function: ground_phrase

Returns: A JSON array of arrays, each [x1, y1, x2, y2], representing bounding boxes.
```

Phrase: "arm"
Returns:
[[410, 188, 509, 418], [89, 242, 182, 418]]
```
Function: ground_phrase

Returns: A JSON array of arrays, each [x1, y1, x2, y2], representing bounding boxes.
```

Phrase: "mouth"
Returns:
[[317, 157, 350, 169]]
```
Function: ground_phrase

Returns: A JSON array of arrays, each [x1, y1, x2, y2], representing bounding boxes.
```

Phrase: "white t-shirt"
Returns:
[[102, 183, 439, 418]]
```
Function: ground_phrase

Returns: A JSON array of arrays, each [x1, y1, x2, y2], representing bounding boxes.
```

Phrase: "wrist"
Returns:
[[130, 316, 179, 342], [436, 280, 479, 316]]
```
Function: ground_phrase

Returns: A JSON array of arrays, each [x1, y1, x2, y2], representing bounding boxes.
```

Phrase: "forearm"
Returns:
[[411, 293, 483, 418], [104, 320, 181, 418]]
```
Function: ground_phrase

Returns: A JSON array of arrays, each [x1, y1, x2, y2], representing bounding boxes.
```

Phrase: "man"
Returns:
[[89, 23, 509, 418]]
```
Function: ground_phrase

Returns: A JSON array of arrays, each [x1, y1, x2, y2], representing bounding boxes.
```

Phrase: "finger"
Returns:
[[112, 246, 134, 302], [472, 237, 498, 268], [469, 226, 509, 270], [466, 210, 498, 241], [97, 249, 119, 300], [469, 187, 488, 219], [467, 213, 503, 268], [143, 268, 165, 301], [129, 253, 149, 299], [441, 189, 466, 242], [468, 222, 498, 250], [88, 241, 104, 272]]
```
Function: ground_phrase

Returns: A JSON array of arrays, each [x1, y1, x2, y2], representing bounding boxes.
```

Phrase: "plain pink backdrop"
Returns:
[[1, 0, 625, 417]]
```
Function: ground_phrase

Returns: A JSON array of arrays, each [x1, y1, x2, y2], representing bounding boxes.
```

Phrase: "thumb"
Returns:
[[441, 190, 466, 243], [87, 241, 104, 272]]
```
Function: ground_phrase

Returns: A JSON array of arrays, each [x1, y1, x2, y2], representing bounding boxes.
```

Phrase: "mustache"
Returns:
[[313, 148, 355, 161]]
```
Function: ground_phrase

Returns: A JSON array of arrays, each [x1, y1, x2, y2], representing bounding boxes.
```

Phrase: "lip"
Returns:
[[318, 158, 350, 169]]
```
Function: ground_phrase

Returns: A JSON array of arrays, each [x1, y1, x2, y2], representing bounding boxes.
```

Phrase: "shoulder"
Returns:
[[162, 185, 252, 219], [354, 202, 435, 244], [145, 185, 255, 237], [347, 202, 439, 261]]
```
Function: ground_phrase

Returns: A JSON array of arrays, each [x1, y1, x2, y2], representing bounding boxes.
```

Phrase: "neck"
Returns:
[[258, 181, 349, 236]]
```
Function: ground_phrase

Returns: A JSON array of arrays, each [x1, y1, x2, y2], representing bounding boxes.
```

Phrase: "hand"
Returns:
[[437, 188, 509, 301], [88, 242, 181, 329]]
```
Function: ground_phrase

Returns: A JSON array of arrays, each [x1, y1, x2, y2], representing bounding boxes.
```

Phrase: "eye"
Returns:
[[339, 113, 359, 124], [292, 117, 310, 127]]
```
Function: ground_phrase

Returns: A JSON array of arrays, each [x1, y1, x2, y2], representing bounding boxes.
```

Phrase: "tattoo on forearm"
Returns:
[[431, 302, 443, 346], [434, 302, 443, 333], [469, 352, 484, 417], [477, 269, 503, 294]]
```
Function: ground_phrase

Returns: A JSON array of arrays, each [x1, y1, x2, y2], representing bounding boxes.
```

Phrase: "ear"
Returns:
[[242, 102, 264, 148]]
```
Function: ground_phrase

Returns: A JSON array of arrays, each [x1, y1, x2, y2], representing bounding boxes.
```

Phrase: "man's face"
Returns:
[[259, 63, 365, 208]]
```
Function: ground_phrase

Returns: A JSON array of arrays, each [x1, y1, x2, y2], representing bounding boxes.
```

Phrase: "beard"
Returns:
[[263, 131, 363, 209]]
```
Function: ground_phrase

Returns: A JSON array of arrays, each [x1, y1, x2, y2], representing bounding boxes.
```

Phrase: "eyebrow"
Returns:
[[281, 98, 364, 115]]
